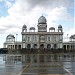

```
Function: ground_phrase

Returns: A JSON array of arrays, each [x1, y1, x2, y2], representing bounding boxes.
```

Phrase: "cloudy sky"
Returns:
[[0, 0, 74, 48]]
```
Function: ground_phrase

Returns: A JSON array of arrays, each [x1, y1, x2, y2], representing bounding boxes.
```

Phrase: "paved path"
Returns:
[[18, 62, 70, 75]]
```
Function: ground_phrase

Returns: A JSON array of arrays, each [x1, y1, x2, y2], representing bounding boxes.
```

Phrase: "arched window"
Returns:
[[63, 45, 66, 50], [33, 44, 37, 49], [67, 45, 70, 50], [47, 44, 51, 49], [40, 44, 44, 49], [27, 44, 31, 49], [48, 37, 50, 41]]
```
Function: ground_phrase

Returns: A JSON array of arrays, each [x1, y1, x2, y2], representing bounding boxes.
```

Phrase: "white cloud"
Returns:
[[0, 0, 74, 47], [5, 1, 13, 8], [0, 0, 73, 32]]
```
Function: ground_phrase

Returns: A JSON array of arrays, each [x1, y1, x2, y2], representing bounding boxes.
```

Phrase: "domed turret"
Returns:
[[22, 24, 27, 32], [38, 15, 47, 24], [58, 25, 62, 32], [58, 25, 62, 28], [37, 16, 47, 32], [22, 24, 27, 29], [6, 34, 15, 42]]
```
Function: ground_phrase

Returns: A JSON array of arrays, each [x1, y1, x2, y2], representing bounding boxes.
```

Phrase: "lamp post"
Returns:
[[16, 34, 18, 49]]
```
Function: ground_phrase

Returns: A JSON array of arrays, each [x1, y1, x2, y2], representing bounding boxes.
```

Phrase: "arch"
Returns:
[[67, 45, 70, 50], [22, 28, 27, 32], [33, 44, 37, 49], [63, 45, 66, 50], [40, 44, 44, 49], [47, 44, 51, 49], [27, 44, 31, 49], [54, 44, 57, 49]]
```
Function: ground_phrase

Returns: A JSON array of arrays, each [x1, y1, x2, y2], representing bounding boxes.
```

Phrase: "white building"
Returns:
[[3, 16, 75, 51], [4, 34, 22, 50], [21, 16, 63, 49]]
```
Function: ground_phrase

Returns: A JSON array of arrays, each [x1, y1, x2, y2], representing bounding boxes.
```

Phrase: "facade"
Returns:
[[21, 16, 63, 49], [3, 16, 75, 51]]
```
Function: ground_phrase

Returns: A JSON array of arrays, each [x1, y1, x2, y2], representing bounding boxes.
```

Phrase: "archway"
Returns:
[[47, 44, 51, 49], [33, 44, 37, 49], [27, 44, 31, 49], [40, 44, 44, 49], [63, 45, 66, 50]]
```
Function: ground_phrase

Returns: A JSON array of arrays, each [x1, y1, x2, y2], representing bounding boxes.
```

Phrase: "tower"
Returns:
[[22, 24, 27, 32], [58, 25, 62, 32], [37, 16, 47, 32]]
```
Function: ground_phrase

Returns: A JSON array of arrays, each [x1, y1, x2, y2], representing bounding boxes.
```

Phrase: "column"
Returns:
[[66, 45, 67, 50], [14, 45, 15, 49], [44, 43, 47, 48], [31, 44, 33, 48]]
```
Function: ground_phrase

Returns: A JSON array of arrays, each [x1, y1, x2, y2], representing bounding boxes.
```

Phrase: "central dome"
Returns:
[[38, 16, 47, 24]]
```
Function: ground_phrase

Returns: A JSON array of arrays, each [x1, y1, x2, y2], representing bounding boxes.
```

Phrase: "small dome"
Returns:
[[23, 24, 27, 28], [49, 27, 55, 30], [30, 27, 35, 30], [70, 34, 75, 39], [58, 25, 62, 28], [7, 34, 15, 39], [38, 16, 47, 24]]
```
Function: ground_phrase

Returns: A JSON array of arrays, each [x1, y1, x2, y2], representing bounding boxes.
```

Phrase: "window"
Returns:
[[54, 36, 56, 41], [23, 35, 25, 41], [48, 37, 50, 41], [35, 36, 37, 41], [59, 35, 62, 41], [40, 35, 45, 42], [28, 37, 30, 41]]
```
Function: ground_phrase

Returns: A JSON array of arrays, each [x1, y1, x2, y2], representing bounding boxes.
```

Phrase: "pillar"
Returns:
[[66, 45, 67, 50], [31, 44, 33, 48]]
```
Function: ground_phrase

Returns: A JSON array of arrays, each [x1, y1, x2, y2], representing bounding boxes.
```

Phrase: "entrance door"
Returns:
[[40, 44, 44, 49], [47, 44, 51, 49]]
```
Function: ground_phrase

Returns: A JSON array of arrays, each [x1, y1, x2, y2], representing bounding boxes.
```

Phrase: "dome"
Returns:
[[58, 25, 62, 28], [49, 27, 55, 30], [30, 27, 35, 30], [70, 34, 75, 39], [22, 24, 27, 28], [38, 16, 47, 24], [7, 34, 15, 39]]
